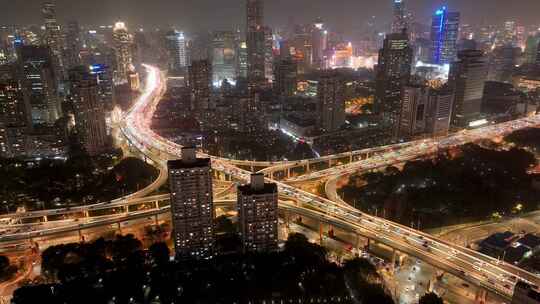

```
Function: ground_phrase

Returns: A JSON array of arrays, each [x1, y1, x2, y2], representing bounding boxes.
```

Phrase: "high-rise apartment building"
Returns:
[[211, 31, 237, 86], [375, 31, 413, 135], [112, 22, 133, 84], [167, 147, 214, 260], [430, 7, 460, 64], [237, 173, 278, 253], [17, 45, 60, 128], [317, 71, 346, 133], [69, 66, 109, 156], [246, 0, 266, 85], [188, 60, 211, 110], [165, 30, 188, 72], [449, 50, 488, 127]]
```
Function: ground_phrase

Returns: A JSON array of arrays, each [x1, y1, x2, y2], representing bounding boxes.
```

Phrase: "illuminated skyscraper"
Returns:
[[391, 0, 408, 33], [69, 66, 109, 156], [112, 22, 133, 84], [317, 70, 346, 132], [449, 50, 488, 127], [17, 45, 60, 128], [167, 147, 214, 260], [430, 7, 460, 64], [375, 31, 413, 135], [165, 30, 188, 71], [246, 0, 266, 84], [211, 31, 236, 86], [237, 173, 278, 253], [42, 2, 65, 79]]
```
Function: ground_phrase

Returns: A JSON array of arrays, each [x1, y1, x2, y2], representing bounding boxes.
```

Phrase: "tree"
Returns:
[[149, 242, 170, 266], [419, 292, 444, 304]]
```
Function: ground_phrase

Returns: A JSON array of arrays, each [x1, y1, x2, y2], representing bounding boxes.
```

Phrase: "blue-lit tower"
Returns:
[[430, 6, 460, 64]]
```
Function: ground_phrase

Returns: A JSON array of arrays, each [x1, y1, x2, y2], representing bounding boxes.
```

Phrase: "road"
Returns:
[[1, 64, 539, 301]]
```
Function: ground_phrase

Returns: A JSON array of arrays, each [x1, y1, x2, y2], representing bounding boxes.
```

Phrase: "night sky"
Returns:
[[1, 0, 539, 35]]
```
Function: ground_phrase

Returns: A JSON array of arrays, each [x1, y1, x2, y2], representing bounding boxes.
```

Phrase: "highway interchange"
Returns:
[[1, 64, 540, 301]]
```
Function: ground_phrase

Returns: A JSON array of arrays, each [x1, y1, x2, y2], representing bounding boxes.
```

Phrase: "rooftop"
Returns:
[[167, 158, 211, 170]]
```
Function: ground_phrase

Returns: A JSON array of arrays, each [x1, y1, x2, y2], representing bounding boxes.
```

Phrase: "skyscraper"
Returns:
[[165, 30, 188, 72], [188, 60, 211, 110], [237, 173, 278, 253], [274, 58, 298, 98], [449, 50, 488, 127], [211, 31, 237, 86], [430, 7, 460, 64], [112, 22, 133, 84], [317, 70, 346, 132], [391, 0, 408, 33], [17, 45, 60, 128], [65, 21, 82, 69], [69, 66, 109, 156], [246, 0, 266, 85], [167, 147, 214, 260], [42, 2, 65, 80], [375, 31, 413, 135]]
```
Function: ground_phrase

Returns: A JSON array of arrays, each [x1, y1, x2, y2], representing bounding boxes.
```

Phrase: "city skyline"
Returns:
[[1, 0, 540, 35]]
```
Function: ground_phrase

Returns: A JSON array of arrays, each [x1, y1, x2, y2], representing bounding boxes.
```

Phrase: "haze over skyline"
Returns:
[[1, 0, 539, 35]]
